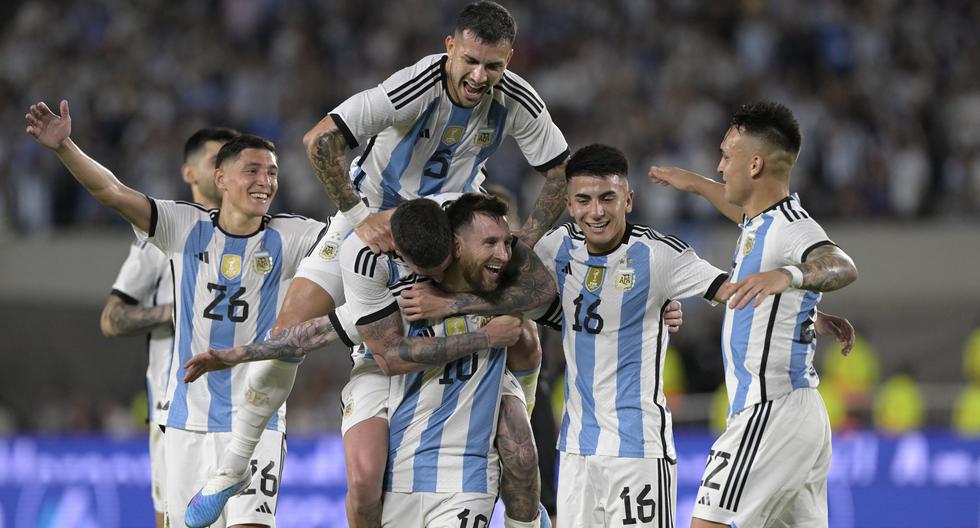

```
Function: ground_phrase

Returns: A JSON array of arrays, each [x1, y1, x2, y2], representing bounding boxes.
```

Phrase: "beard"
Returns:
[[460, 260, 499, 293]]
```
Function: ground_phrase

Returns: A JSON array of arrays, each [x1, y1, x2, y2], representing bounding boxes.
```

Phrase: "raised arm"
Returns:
[[649, 166, 743, 223], [723, 245, 858, 309], [25, 100, 151, 232], [518, 163, 567, 247], [399, 240, 557, 322], [361, 310, 522, 376], [303, 115, 394, 253], [100, 296, 172, 337]]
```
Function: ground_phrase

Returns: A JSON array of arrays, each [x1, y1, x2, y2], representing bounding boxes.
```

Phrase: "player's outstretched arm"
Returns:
[[182, 313, 342, 382], [399, 241, 557, 321], [100, 296, 172, 338], [364, 311, 522, 376], [649, 166, 743, 223], [518, 163, 567, 247], [814, 310, 855, 356], [722, 245, 858, 309], [25, 100, 152, 232], [304, 115, 394, 253]]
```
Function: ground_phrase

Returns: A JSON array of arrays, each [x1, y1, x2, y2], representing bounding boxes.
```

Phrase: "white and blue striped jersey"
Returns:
[[137, 199, 326, 432], [330, 53, 568, 210], [535, 223, 727, 460], [721, 195, 835, 417], [338, 235, 508, 494], [110, 239, 174, 425]]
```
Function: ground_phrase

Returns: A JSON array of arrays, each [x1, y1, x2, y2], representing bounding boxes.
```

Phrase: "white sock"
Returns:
[[219, 359, 298, 474], [503, 512, 540, 528]]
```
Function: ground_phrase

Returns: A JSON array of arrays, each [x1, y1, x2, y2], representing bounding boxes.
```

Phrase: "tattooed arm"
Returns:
[[518, 163, 567, 247], [792, 245, 859, 292], [100, 295, 172, 337], [304, 116, 360, 212], [723, 245, 858, 310], [496, 395, 540, 522], [182, 313, 343, 382], [363, 310, 522, 376], [304, 116, 394, 253], [399, 240, 557, 322]]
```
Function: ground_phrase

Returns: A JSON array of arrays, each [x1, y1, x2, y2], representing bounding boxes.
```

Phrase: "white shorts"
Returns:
[[149, 423, 166, 513], [382, 491, 496, 527], [340, 355, 390, 435], [163, 427, 286, 528], [692, 388, 831, 528], [294, 211, 359, 304], [557, 452, 676, 528], [340, 355, 525, 435]]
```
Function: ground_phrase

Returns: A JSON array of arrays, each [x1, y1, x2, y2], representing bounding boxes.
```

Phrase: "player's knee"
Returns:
[[346, 469, 383, 505]]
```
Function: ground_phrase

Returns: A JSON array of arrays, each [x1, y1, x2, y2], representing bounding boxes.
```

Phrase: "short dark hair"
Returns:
[[455, 1, 516, 45], [445, 192, 509, 232], [391, 198, 453, 269], [183, 127, 240, 162], [214, 134, 277, 168], [565, 144, 628, 181], [730, 101, 802, 155]]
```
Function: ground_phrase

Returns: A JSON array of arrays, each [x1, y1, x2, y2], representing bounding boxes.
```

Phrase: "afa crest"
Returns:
[[442, 126, 464, 146], [221, 254, 242, 280], [474, 128, 496, 147], [614, 268, 635, 291], [319, 242, 339, 261], [585, 266, 605, 292], [253, 250, 272, 275], [742, 232, 757, 256]]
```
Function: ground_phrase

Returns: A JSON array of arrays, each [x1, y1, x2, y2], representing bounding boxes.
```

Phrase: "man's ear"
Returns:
[[214, 167, 225, 191], [181, 163, 194, 185], [453, 234, 462, 258], [750, 155, 765, 179]]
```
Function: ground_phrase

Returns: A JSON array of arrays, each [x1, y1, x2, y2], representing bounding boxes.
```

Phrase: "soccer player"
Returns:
[[650, 101, 858, 527], [25, 100, 327, 528], [100, 127, 238, 527], [211, 3, 571, 524], [185, 194, 560, 528], [528, 144, 737, 527]]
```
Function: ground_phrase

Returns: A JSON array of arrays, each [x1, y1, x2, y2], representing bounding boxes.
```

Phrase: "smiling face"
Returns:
[[444, 29, 512, 107], [566, 174, 633, 254], [215, 147, 278, 218], [451, 212, 512, 293], [717, 126, 762, 208]]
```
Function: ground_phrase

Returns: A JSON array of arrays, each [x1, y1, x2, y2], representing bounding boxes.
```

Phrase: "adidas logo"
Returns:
[[418, 128, 430, 139], [256, 502, 272, 514], [697, 494, 711, 506], [561, 263, 572, 275], [197, 252, 210, 263]]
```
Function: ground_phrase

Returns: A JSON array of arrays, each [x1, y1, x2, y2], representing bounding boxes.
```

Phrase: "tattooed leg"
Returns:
[[497, 395, 541, 522]]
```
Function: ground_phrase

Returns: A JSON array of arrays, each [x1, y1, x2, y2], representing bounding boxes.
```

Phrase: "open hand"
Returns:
[[815, 312, 855, 356], [722, 270, 791, 309], [182, 347, 243, 382], [25, 100, 71, 149]]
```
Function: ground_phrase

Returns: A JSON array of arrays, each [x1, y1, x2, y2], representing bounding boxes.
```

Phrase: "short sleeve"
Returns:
[[656, 245, 728, 302], [338, 236, 397, 326], [111, 239, 168, 304], [135, 198, 205, 255], [777, 218, 836, 265]]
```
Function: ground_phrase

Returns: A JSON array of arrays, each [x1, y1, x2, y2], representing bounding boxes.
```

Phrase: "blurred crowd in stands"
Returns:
[[3, 0, 980, 233]]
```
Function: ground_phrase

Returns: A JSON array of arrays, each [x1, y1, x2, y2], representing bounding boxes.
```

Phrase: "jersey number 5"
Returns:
[[203, 283, 249, 323]]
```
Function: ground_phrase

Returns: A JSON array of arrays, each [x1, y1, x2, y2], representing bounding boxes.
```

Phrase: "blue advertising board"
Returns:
[[0, 431, 977, 527]]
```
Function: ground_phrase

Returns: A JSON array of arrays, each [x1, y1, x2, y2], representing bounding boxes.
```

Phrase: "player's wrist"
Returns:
[[343, 200, 370, 227], [779, 265, 804, 288]]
